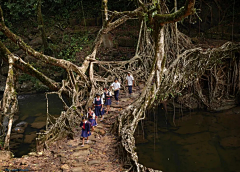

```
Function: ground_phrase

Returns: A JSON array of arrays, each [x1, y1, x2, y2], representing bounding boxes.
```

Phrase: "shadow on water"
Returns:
[[9, 93, 64, 157], [135, 106, 240, 172]]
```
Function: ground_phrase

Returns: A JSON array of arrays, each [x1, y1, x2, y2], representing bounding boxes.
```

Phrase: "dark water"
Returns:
[[10, 93, 64, 157], [135, 107, 240, 172]]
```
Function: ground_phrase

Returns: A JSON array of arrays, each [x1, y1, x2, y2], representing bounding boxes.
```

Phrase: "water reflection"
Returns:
[[10, 93, 63, 157], [135, 107, 240, 172]]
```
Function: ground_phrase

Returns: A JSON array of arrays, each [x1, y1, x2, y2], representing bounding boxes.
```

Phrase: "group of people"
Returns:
[[79, 72, 135, 146]]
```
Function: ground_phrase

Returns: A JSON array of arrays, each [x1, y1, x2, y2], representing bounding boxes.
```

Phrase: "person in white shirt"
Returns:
[[126, 72, 134, 97], [110, 78, 120, 105]]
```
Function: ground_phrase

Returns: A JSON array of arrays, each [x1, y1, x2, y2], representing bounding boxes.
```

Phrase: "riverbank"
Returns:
[[0, 88, 140, 172]]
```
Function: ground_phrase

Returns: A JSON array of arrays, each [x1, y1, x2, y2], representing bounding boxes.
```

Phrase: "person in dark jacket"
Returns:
[[80, 116, 91, 146]]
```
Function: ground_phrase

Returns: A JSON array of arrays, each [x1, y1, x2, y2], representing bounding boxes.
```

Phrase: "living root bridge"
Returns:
[[1, 0, 240, 171], [116, 42, 240, 172]]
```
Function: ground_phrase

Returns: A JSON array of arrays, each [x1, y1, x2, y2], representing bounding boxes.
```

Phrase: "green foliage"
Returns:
[[58, 32, 92, 62], [3, 0, 37, 21], [18, 73, 36, 84]]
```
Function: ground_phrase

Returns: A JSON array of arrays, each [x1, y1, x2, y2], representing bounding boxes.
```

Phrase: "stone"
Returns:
[[88, 160, 100, 165], [72, 167, 83, 172], [10, 133, 23, 140], [61, 164, 70, 170], [16, 121, 28, 128], [0, 151, 13, 161], [28, 152, 37, 156], [24, 133, 37, 143], [31, 121, 46, 129], [72, 149, 89, 157], [75, 144, 90, 150], [12, 127, 25, 134]]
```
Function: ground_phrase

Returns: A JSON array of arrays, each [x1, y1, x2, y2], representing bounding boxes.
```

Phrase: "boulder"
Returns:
[[31, 121, 46, 129], [16, 121, 28, 128], [10, 133, 24, 140], [24, 133, 37, 143], [12, 127, 25, 134], [72, 167, 83, 172], [0, 151, 13, 161], [61, 164, 70, 170], [88, 160, 100, 165]]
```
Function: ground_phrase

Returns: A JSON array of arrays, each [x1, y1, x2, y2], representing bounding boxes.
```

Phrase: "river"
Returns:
[[9, 93, 63, 157], [135, 107, 240, 172]]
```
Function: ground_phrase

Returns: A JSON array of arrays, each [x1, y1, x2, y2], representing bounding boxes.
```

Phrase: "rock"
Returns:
[[10, 133, 23, 140], [0, 66, 8, 76], [0, 151, 13, 160], [29, 37, 42, 46], [72, 167, 83, 172], [61, 164, 70, 170], [88, 160, 100, 165], [12, 127, 25, 134], [220, 137, 240, 148], [24, 133, 37, 143], [28, 152, 37, 156], [72, 150, 89, 157], [99, 129, 106, 135], [16, 121, 28, 128], [34, 116, 46, 122], [75, 144, 90, 150], [31, 121, 46, 129]]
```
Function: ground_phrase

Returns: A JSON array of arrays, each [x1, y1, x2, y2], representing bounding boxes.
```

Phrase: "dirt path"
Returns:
[[0, 87, 141, 172]]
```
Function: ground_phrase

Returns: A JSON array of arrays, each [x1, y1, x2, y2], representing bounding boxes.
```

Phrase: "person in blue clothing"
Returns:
[[92, 93, 104, 123], [80, 116, 91, 146], [87, 107, 96, 131], [102, 87, 112, 114]]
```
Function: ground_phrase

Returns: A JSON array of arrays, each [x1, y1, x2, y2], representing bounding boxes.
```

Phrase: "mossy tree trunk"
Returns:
[[37, 0, 50, 55]]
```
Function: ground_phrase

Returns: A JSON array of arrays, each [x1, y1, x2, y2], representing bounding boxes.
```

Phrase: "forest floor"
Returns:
[[0, 86, 142, 172]]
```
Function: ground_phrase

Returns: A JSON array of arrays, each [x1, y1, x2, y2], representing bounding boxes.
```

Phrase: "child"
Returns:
[[87, 107, 96, 131], [126, 72, 134, 97], [92, 93, 104, 123], [102, 87, 112, 114], [80, 116, 91, 146], [110, 78, 121, 105]]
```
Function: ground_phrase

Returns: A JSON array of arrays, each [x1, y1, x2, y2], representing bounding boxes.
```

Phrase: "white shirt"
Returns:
[[102, 91, 112, 98], [111, 82, 120, 90], [126, 75, 134, 86], [93, 97, 104, 104], [87, 111, 95, 119]]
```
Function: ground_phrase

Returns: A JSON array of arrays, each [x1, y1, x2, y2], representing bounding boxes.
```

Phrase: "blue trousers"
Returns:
[[128, 86, 132, 94], [114, 90, 119, 101]]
